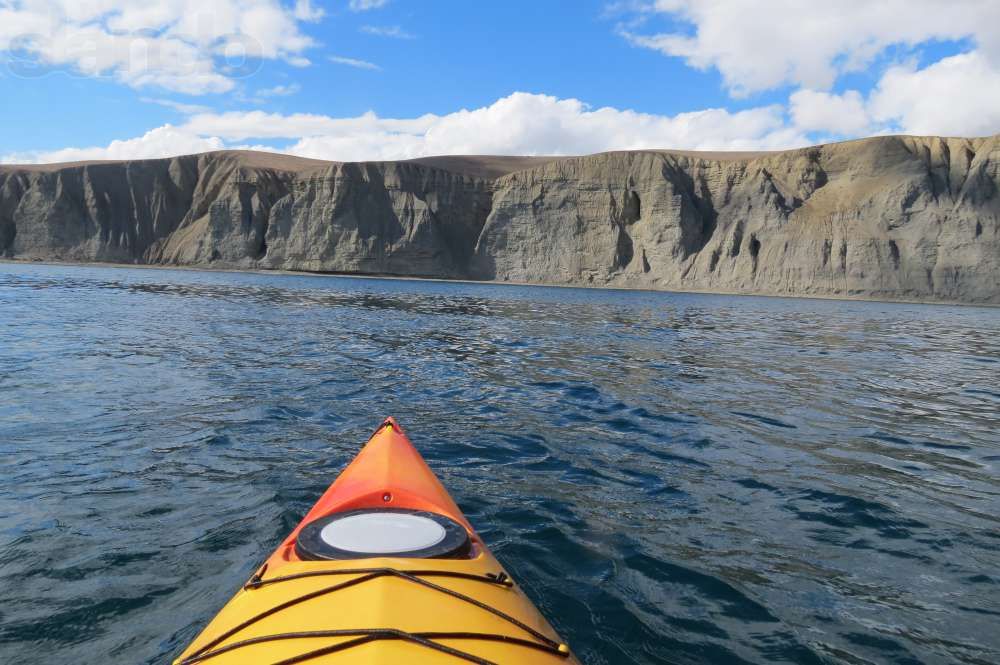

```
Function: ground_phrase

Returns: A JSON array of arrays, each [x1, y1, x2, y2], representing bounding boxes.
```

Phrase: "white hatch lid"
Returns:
[[318, 511, 448, 554]]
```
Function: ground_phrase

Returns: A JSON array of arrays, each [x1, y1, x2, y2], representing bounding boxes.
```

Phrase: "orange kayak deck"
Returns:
[[173, 418, 577, 664], [265, 418, 473, 570]]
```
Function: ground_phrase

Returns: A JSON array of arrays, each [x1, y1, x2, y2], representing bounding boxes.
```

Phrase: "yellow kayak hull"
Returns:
[[173, 419, 576, 664]]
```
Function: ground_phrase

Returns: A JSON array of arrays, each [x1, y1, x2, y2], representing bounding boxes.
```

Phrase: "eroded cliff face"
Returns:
[[474, 136, 1000, 303], [1, 136, 998, 303], [256, 162, 493, 277], [0, 152, 494, 279]]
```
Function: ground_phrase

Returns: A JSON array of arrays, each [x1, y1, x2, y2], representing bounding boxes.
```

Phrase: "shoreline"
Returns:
[[1, 257, 996, 309]]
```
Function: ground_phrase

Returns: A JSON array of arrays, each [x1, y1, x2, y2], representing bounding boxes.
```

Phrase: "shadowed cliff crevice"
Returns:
[[611, 186, 640, 270], [662, 160, 718, 258], [0, 172, 28, 254]]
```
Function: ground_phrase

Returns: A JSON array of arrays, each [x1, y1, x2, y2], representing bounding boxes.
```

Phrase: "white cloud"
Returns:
[[2, 125, 225, 164], [622, 0, 1000, 96], [785, 52, 1000, 139], [0, 0, 322, 95], [140, 97, 212, 114], [360, 25, 414, 39], [612, 1, 1000, 139], [789, 89, 870, 137], [293, 0, 325, 21], [180, 109, 437, 140], [329, 55, 381, 70], [256, 83, 302, 97], [180, 92, 806, 157], [869, 52, 1000, 137], [4, 91, 811, 164], [349, 0, 389, 11]]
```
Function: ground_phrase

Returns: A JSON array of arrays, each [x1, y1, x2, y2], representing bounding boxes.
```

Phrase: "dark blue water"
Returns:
[[1, 263, 998, 665]]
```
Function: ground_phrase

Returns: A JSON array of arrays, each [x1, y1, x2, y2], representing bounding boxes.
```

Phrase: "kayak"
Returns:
[[173, 418, 577, 664]]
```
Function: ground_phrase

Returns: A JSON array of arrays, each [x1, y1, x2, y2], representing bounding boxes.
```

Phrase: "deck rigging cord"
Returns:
[[178, 566, 570, 664]]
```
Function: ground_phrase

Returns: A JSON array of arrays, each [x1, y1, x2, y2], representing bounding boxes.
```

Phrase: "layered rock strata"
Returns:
[[2, 136, 998, 303]]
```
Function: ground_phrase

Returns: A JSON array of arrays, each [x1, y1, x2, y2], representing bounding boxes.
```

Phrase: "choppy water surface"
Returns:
[[1, 263, 998, 665]]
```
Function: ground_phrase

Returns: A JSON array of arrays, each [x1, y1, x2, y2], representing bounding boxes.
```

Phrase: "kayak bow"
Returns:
[[174, 418, 576, 664]]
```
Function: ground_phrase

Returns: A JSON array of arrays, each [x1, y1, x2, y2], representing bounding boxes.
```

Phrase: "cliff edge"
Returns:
[[1, 136, 998, 303]]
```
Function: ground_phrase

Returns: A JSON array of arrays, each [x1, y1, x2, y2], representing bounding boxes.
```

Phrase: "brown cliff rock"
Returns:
[[1, 136, 998, 303]]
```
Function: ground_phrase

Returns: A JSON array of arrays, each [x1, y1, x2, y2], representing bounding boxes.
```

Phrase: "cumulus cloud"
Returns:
[[622, 0, 1000, 96], [2, 125, 225, 164], [4, 91, 811, 164], [870, 52, 1000, 137], [785, 53, 1000, 139], [186, 92, 806, 158], [612, 1, 1000, 138], [0, 0, 322, 94], [789, 89, 870, 137], [292, 0, 325, 21], [12, 77, 999, 166]]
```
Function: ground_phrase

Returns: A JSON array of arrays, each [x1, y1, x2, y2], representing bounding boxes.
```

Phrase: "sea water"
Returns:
[[1, 263, 998, 664]]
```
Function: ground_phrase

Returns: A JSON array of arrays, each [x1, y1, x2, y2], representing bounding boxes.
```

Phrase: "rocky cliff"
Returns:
[[2, 136, 998, 303], [0, 152, 501, 279]]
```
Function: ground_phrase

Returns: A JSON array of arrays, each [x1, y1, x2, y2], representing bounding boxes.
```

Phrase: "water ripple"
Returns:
[[1, 263, 998, 665]]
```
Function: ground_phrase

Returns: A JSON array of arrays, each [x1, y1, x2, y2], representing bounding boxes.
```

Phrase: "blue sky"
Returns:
[[1, 1, 999, 163]]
